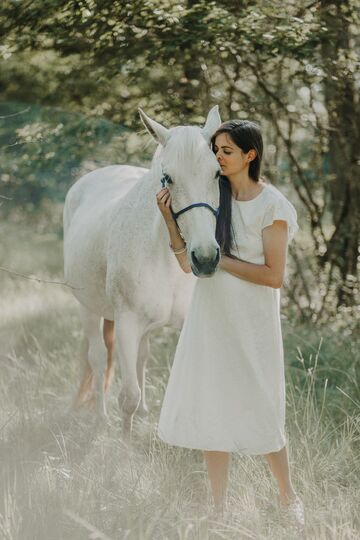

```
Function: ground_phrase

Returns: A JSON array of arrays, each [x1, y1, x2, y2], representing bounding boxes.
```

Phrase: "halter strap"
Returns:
[[171, 203, 219, 220]]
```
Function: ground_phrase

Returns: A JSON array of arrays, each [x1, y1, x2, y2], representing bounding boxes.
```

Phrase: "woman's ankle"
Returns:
[[278, 488, 297, 506], [212, 500, 226, 517]]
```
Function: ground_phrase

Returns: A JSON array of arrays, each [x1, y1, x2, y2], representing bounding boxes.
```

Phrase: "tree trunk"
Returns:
[[320, 0, 360, 306]]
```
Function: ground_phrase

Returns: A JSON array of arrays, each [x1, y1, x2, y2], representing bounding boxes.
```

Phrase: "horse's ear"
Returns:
[[201, 105, 222, 143], [138, 108, 170, 146]]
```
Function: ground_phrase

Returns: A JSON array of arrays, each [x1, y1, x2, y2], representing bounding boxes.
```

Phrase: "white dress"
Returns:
[[157, 183, 299, 454]]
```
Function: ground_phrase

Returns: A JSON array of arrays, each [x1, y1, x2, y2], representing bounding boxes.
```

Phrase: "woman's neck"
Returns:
[[226, 171, 263, 200]]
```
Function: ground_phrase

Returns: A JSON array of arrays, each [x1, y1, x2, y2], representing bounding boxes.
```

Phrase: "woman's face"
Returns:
[[214, 132, 253, 177]]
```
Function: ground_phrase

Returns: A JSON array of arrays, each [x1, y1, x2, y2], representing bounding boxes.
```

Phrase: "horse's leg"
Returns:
[[136, 332, 150, 418], [103, 319, 115, 392], [79, 306, 108, 419], [74, 332, 93, 407], [74, 305, 95, 407], [75, 313, 114, 409], [115, 312, 142, 443]]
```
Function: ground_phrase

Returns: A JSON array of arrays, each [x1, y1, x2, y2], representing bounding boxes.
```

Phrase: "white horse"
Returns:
[[63, 106, 222, 440]]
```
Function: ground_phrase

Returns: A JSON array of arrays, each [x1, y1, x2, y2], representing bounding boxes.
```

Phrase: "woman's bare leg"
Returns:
[[203, 451, 232, 510], [263, 444, 297, 505]]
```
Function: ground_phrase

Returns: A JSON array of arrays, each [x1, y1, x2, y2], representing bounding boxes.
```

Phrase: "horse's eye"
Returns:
[[215, 170, 220, 179], [161, 173, 173, 186]]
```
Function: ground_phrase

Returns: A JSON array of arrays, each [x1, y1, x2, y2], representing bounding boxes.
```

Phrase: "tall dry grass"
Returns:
[[0, 219, 359, 539]]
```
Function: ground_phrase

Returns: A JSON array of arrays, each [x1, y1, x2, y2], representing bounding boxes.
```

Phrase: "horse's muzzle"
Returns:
[[191, 247, 220, 277]]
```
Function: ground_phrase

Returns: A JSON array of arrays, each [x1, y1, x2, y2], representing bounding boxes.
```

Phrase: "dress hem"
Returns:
[[157, 431, 287, 455]]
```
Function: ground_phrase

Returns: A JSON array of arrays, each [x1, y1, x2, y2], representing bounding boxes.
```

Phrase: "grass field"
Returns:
[[0, 217, 359, 539]]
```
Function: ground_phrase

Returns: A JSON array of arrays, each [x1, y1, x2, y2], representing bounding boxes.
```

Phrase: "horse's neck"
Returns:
[[133, 168, 173, 258], [144, 168, 180, 264]]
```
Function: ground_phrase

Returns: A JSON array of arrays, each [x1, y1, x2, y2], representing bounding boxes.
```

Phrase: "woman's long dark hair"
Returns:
[[211, 120, 264, 258]]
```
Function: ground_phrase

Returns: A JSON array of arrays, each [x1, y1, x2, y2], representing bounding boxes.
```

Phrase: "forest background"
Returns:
[[0, 1, 359, 539]]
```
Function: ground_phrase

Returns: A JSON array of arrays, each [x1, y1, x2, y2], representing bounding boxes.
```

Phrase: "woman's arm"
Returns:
[[165, 220, 192, 273], [156, 187, 192, 274], [219, 220, 288, 288]]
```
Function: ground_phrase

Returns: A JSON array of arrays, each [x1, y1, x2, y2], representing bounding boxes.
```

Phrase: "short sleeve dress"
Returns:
[[157, 182, 299, 454]]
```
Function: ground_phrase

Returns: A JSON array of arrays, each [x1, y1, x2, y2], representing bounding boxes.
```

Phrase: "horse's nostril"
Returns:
[[215, 247, 220, 264], [191, 250, 199, 266], [191, 248, 220, 270]]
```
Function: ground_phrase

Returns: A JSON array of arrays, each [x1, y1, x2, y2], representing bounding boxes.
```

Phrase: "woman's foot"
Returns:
[[278, 493, 305, 532], [206, 496, 229, 520]]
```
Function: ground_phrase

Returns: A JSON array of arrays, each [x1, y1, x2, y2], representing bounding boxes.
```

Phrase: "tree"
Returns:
[[0, 0, 359, 317]]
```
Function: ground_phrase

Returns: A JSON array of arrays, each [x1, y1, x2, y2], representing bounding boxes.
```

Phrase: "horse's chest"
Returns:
[[106, 252, 195, 326]]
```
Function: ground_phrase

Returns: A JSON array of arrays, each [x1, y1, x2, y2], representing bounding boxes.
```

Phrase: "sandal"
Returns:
[[278, 494, 305, 532]]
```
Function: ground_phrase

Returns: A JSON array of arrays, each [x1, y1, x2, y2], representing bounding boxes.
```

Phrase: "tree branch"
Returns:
[[0, 266, 81, 290]]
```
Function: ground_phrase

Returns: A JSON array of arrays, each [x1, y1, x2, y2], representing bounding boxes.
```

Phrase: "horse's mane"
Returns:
[[150, 145, 164, 180]]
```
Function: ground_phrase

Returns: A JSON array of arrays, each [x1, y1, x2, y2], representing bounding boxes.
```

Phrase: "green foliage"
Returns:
[[0, 0, 334, 123], [0, 101, 147, 212], [0, 0, 359, 313], [283, 317, 359, 425]]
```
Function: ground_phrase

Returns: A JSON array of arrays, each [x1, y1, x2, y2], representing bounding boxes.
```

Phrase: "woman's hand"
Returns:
[[156, 187, 175, 225], [156, 187, 191, 273]]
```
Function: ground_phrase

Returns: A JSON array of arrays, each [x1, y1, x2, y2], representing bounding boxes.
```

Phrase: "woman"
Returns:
[[155, 119, 304, 528]]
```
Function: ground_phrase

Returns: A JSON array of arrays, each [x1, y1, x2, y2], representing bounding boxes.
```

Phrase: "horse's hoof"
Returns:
[[136, 406, 149, 418], [94, 407, 110, 427]]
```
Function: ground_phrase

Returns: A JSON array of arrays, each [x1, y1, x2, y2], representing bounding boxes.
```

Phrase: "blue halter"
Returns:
[[160, 173, 219, 221]]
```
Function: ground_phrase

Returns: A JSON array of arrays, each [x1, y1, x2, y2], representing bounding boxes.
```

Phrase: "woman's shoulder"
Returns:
[[262, 182, 292, 203], [260, 182, 297, 213], [260, 182, 299, 240]]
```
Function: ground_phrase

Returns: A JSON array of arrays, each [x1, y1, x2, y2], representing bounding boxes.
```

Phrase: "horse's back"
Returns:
[[64, 165, 148, 232]]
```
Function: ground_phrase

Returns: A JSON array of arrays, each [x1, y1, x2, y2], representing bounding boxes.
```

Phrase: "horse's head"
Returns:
[[139, 106, 222, 277]]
